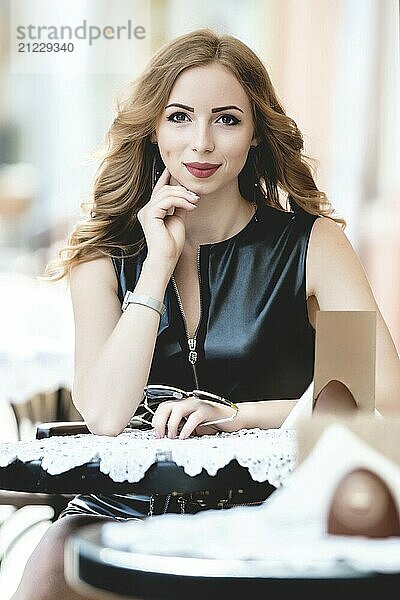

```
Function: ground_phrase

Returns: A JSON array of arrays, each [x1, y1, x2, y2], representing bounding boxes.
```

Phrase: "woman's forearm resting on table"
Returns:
[[218, 399, 298, 433]]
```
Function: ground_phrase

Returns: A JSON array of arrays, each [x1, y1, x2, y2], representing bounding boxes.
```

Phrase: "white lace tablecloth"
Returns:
[[0, 428, 296, 487]]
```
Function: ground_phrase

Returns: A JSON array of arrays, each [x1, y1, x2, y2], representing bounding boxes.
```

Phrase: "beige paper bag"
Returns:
[[313, 310, 376, 413]]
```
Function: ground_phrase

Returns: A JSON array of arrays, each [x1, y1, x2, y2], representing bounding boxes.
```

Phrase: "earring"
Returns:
[[249, 146, 259, 211], [151, 143, 160, 190]]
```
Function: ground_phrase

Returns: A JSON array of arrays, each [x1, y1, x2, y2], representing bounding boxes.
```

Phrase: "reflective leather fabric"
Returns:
[[113, 202, 320, 401]]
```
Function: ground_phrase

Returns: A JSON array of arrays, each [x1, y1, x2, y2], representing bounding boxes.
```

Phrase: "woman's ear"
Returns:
[[250, 134, 260, 148]]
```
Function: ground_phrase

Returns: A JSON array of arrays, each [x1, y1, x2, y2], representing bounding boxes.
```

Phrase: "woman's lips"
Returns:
[[184, 164, 221, 178]]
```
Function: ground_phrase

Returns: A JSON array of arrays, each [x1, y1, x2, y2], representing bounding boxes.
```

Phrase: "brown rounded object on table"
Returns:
[[327, 467, 400, 538], [313, 379, 358, 414]]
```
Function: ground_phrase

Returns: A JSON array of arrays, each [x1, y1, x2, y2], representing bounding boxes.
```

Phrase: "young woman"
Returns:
[[13, 28, 399, 600]]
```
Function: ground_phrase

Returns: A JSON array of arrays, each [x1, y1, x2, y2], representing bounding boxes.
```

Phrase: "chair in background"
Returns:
[[0, 386, 83, 566], [9, 386, 83, 440]]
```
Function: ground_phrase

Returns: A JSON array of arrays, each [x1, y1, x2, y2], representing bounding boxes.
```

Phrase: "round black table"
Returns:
[[65, 523, 400, 600]]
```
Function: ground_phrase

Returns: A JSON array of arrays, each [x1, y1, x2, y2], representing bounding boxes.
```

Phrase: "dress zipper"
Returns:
[[171, 246, 202, 389]]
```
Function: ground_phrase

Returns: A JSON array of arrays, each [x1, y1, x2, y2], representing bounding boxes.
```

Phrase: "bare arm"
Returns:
[[214, 399, 298, 432], [306, 217, 400, 415], [71, 256, 171, 436]]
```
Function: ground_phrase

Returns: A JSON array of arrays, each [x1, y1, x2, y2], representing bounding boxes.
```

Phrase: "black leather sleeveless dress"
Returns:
[[60, 202, 320, 520]]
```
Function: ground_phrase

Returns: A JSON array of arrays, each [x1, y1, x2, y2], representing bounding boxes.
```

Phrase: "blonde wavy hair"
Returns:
[[41, 27, 345, 284]]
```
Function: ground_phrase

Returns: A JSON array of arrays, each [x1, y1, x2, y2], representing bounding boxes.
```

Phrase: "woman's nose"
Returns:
[[191, 124, 215, 153]]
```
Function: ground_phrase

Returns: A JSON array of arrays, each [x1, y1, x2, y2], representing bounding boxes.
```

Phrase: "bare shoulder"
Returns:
[[70, 255, 118, 296], [306, 216, 376, 310], [308, 216, 351, 260], [69, 255, 121, 349]]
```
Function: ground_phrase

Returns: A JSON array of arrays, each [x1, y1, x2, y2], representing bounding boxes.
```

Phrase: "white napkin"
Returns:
[[280, 381, 314, 429]]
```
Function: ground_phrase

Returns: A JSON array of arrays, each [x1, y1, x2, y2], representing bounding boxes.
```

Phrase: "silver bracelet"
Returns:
[[121, 291, 166, 316]]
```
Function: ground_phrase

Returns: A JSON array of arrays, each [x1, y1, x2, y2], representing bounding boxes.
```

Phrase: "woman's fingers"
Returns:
[[154, 187, 199, 207], [153, 195, 198, 218], [149, 180, 199, 208], [151, 399, 198, 439], [151, 401, 191, 438], [151, 398, 223, 440], [151, 402, 174, 438], [178, 412, 204, 440], [165, 406, 190, 439], [138, 191, 199, 223]]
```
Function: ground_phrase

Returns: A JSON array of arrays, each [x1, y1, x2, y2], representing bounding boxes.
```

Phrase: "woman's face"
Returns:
[[154, 63, 258, 194]]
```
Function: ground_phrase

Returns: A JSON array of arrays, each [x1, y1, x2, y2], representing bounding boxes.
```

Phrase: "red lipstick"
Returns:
[[184, 162, 221, 179]]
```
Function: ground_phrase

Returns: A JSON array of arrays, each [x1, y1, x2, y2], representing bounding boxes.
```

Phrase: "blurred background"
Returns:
[[0, 0, 399, 595], [0, 0, 400, 420]]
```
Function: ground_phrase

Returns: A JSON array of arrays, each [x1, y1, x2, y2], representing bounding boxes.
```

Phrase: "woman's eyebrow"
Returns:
[[165, 103, 244, 113]]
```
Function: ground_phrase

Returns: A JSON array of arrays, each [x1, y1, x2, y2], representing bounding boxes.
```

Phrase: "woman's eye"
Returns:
[[218, 114, 240, 126], [167, 112, 189, 123]]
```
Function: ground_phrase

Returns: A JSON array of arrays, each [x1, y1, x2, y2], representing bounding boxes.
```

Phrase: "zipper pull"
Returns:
[[188, 337, 198, 364]]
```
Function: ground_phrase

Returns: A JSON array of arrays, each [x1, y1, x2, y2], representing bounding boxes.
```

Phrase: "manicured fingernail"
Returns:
[[188, 191, 200, 198]]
